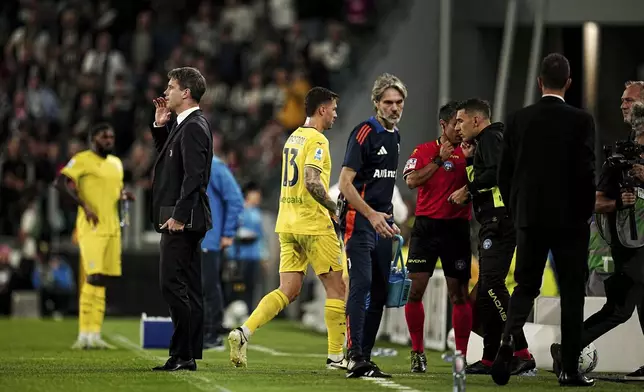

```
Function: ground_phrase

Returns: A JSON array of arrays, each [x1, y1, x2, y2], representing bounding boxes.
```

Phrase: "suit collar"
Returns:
[[154, 110, 203, 168], [177, 106, 201, 125], [540, 94, 565, 103]]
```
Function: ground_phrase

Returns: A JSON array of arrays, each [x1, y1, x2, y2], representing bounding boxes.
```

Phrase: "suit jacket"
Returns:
[[150, 109, 213, 234], [498, 96, 596, 229]]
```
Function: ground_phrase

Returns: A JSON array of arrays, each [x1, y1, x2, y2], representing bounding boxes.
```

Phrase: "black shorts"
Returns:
[[407, 216, 471, 281]]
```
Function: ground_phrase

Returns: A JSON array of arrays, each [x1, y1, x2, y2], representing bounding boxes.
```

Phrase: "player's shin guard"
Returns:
[[405, 301, 425, 352], [452, 302, 473, 356], [324, 298, 346, 357], [79, 283, 93, 335], [243, 289, 289, 335]]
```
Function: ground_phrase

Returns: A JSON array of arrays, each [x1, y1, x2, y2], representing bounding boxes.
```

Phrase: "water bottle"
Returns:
[[442, 350, 466, 392], [120, 199, 130, 228]]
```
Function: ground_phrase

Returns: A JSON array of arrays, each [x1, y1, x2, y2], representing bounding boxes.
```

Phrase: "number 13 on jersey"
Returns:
[[282, 148, 299, 187]]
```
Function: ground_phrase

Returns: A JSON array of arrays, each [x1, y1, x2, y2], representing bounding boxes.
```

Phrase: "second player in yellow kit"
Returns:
[[229, 87, 348, 370], [275, 126, 343, 275], [56, 123, 134, 350]]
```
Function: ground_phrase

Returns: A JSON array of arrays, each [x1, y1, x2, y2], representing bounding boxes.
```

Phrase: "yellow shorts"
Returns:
[[78, 235, 122, 276], [279, 232, 344, 276]]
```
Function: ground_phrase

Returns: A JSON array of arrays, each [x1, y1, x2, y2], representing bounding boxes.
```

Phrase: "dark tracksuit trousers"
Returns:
[[477, 210, 529, 361], [581, 244, 644, 348], [344, 212, 393, 361]]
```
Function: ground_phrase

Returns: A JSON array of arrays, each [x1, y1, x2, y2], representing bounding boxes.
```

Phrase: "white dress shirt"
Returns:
[[176, 106, 200, 125], [154, 106, 200, 128], [542, 94, 565, 102]]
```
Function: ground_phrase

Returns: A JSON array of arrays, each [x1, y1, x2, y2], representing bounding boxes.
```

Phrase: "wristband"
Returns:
[[432, 156, 444, 167]]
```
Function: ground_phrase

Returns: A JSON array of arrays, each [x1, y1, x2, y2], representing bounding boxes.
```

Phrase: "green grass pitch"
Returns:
[[0, 318, 640, 391]]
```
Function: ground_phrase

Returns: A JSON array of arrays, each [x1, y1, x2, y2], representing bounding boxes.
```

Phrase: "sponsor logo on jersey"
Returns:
[[286, 135, 307, 145], [373, 169, 397, 178], [280, 196, 303, 204]]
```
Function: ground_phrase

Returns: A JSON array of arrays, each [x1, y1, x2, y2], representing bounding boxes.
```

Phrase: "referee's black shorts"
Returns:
[[407, 216, 471, 282]]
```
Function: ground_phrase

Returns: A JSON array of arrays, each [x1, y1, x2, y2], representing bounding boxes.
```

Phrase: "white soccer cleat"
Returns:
[[228, 328, 248, 368], [71, 336, 89, 350], [88, 335, 117, 350], [326, 357, 348, 370]]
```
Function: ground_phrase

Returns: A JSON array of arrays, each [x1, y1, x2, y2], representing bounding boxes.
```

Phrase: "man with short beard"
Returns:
[[56, 123, 134, 349], [402, 101, 473, 373]]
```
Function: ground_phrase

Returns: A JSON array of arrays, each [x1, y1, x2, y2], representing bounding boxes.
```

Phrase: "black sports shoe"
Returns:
[[410, 351, 427, 373], [346, 356, 371, 378], [466, 360, 492, 375], [363, 361, 392, 378], [511, 355, 537, 376], [550, 343, 563, 378], [625, 365, 644, 380], [491, 338, 515, 386]]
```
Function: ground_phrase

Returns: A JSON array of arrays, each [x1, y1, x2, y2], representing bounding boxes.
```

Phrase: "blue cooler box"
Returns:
[[140, 313, 173, 349], [386, 235, 412, 308]]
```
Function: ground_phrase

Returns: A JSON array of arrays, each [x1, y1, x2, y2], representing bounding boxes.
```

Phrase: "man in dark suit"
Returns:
[[150, 67, 213, 372], [492, 53, 596, 387]]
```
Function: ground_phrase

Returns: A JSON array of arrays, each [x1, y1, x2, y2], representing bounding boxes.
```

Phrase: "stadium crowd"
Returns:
[[0, 0, 392, 313]]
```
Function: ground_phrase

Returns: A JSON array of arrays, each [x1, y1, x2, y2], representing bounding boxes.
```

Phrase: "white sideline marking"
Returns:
[[250, 345, 418, 392], [111, 334, 232, 392]]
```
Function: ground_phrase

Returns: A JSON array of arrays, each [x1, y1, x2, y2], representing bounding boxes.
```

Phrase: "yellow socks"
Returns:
[[243, 289, 290, 335], [92, 285, 106, 334], [79, 283, 106, 336], [324, 298, 346, 356], [79, 283, 93, 335]]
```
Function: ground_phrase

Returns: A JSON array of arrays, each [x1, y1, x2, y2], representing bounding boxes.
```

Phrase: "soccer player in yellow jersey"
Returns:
[[55, 123, 134, 349], [228, 87, 347, 369]]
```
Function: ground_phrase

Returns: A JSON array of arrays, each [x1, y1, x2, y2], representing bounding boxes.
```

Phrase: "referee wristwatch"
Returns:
[[432, 156, 444, 167]]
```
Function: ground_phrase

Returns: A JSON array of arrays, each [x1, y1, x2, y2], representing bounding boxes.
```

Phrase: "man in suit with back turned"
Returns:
[[492, 53, 596, 387], [150, 67, 213, 372]]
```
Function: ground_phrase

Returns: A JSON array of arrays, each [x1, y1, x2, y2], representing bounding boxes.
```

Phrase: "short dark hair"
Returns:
[[304, 87, 338, 117], [540, 53, 570, 89], [457, 98, 491, 119], [167, 67, 207, 103], [89, 122, 113, 139], [438, 100, 460, 123], [242, 181, 261, 197]]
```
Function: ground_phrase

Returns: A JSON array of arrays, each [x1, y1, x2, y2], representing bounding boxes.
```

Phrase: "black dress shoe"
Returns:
[[491, 336, 515, 386], [550, 343, 563, 377], [152, 357, 197, 371], [558, 371, 595, 386]]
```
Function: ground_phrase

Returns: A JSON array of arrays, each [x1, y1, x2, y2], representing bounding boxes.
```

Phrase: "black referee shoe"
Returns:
[[491, 337, 514, 386]]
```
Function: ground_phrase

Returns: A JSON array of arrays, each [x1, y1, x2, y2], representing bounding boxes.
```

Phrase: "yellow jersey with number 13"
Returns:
[[275, 127, 334, 235]]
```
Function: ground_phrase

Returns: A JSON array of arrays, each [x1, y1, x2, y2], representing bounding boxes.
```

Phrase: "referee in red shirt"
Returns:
[[402, 101, 473, 373]]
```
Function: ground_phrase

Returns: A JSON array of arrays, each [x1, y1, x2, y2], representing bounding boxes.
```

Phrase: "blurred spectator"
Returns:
[[81, 31, 128, 95], [225, 181, 267, 312], [310, 21, 351, 91], [0, 245, 15, 315], [0, 0, 393, 239], [32, 251, 75, 319], [0, 137, 34, 235]]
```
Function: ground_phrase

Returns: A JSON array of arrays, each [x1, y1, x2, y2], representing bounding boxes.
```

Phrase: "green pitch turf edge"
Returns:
[[0, 318, 641, 391]]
